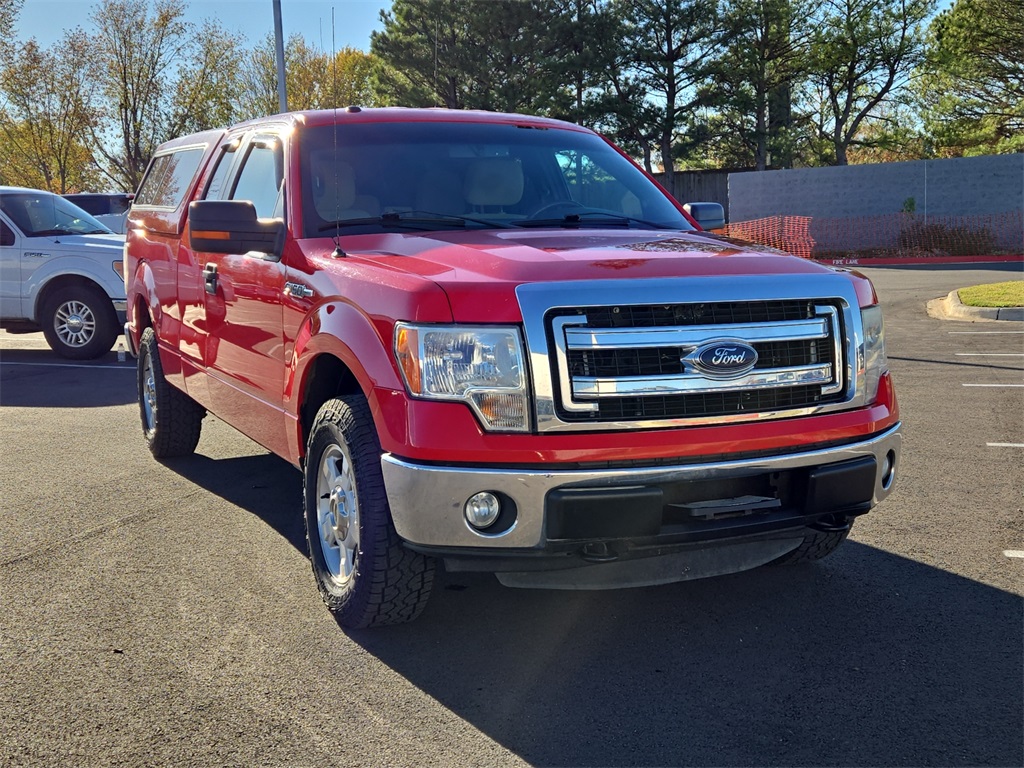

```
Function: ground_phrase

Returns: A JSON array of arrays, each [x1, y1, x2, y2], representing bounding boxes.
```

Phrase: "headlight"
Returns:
[[394, 323, 530, 433], [860, 305, 887, 403]]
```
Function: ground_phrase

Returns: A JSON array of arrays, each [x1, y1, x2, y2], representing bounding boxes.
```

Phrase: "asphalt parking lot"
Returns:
[[1, 263, 1022, 767]]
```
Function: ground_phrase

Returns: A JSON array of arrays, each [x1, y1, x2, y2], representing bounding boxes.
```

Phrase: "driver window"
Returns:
[[230, 137, 284, 219], [0, 220, 14, 246]]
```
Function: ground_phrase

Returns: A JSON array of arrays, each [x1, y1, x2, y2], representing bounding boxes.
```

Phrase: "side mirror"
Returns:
[[683, 202, 725, 231], [188, 200, 285, 259]]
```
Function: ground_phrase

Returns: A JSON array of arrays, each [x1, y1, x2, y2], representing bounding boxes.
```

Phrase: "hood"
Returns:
[[32, 232, 126, 256], [307, 228, 845, 323]]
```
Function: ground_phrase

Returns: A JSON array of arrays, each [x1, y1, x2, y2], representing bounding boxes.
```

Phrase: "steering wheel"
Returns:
[[529, 200, 588, 219]]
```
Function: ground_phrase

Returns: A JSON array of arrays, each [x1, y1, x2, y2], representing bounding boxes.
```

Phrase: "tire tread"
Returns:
[[139, 328, 205, 458], [305, 395, 434, 629], [771, 526, 851, 565]]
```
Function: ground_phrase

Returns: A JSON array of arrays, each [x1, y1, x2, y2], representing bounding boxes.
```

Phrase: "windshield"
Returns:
[[298, 121, 693, 237], [0, 192, 113, 236]]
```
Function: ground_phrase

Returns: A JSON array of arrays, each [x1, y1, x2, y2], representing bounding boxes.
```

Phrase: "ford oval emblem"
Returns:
[[688, 340, 759, 379]]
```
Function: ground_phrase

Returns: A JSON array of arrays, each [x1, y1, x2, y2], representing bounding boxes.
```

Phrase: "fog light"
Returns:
[[881, 450, 896, 490], [464, 492, 501, 530]]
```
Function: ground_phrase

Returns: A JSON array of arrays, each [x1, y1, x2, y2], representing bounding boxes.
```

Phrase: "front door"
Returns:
[[196, 133, 289, 456]]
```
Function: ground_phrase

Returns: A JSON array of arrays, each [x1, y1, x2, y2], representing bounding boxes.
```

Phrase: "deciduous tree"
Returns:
[[237, 35, 386, 116], [90, 0, 244, 191], [0, 0, 23, 49], [808, 0, 934, 165], [0, 32, 103, 192]]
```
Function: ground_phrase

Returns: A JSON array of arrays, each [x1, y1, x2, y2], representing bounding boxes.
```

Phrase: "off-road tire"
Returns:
[[41, 284, 119, 360], [304, 395, 434, 628], [770, 525, 852, 565], [138, 327, 205, 458]]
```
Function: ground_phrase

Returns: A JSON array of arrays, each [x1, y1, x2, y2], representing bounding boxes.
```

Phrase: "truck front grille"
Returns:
[[548, 299, 846, 424]]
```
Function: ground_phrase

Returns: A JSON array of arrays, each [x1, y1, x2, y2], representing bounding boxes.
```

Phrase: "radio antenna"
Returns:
[[330, 6, 346, 257]]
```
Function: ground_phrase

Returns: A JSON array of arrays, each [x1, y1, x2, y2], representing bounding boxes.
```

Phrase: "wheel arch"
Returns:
[[297, 353, 363, 462], [34, 274, 112, 321], [287, 300, 407, 465]]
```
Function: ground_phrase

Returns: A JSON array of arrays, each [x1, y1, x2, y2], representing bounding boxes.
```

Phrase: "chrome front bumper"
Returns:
[[381, 423, 902, 550]]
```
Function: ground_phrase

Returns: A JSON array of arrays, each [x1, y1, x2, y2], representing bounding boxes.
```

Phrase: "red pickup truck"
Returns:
[[124, 108, 901, 628]]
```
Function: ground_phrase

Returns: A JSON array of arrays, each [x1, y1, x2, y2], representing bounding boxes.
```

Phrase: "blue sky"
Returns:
[[14, 0, 391, 51]]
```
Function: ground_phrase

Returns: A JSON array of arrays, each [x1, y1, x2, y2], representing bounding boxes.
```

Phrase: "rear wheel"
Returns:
[[138, 327, 205, 458], [304, 394, 434, 628], [41, 285, 118, 359]]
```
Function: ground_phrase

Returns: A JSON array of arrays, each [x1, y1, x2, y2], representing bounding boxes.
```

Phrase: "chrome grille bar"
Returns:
[[573, 363, 834, 398], [565, 318, 829, 351]]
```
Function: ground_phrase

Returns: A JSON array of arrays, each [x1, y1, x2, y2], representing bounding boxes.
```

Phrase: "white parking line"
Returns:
[[949, 331, 1024, 334], [962, 383, 1024, 387], [0, 362, 133, 370], [1005, 551, 1024, 559], [987, 443, 1024, 448]]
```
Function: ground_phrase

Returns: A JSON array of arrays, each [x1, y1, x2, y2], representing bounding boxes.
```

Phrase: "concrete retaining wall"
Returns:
[[728, 154, 1024, 253]]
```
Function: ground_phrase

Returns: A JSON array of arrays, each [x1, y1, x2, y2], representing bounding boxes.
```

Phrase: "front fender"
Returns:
[[126, 259, 162, 346], [285, 301, 409, 460]]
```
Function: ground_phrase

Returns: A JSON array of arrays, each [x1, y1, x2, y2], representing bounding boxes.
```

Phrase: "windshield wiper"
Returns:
[[513, 211, 667, 229], [318, 210, 514, 232]]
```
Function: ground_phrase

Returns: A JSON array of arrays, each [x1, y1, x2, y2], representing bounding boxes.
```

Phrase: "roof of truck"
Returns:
[[242, 106, 592, 133]]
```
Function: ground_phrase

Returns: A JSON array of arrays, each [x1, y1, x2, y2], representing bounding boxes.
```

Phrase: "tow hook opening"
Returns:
[[810, 514, 853, 533], [580, 541, 620, 563]]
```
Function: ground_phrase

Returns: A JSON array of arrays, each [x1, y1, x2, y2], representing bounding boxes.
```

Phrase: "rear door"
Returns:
[[193, 131, 289, 456]]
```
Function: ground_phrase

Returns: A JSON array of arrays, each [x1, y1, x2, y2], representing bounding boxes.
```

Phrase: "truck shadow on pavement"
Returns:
[[159, 448, 1022, 767], [161, 452, 307, 554], [351, 547, 1022, 767]]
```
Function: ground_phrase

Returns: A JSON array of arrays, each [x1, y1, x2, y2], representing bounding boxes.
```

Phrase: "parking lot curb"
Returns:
[[927, 290, 1024, 322]]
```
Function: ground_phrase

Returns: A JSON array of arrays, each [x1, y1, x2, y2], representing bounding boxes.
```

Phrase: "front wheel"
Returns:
[[138, 327, 205, 458], [41, 285, 119, 359], [304, 395, 434, 628], [770, 524, 852, 565]]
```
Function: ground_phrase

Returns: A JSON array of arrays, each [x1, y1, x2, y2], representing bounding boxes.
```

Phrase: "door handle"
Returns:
[[203, 263, 218, 295]]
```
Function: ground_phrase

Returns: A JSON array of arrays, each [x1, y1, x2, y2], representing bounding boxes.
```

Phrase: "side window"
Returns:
[[134, 155, 170, 206], [0, 219, 14, 246], [202, 141, 240, 201], [230, 138, 284, 219], [135, 147, 206, 209]]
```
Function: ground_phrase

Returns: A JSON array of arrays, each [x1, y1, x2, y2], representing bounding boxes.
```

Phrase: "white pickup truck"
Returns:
[[0, 186, 126, 359]]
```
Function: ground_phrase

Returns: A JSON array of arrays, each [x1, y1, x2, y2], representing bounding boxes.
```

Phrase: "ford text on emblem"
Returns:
[[687, 340, 759, 379]]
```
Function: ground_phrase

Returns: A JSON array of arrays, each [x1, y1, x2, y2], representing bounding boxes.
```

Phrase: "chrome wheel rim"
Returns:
[[54, 300, 96, 348], [316, 444, 359, 583], [141, 351, 157, 433]]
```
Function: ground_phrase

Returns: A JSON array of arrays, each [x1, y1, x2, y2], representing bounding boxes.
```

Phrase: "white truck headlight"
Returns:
[[395, 323, 530, 433], [860, 305, 888, 403]]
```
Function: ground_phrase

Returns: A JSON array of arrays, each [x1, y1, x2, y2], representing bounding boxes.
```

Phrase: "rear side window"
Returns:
[[135, 147, 206, 209]]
